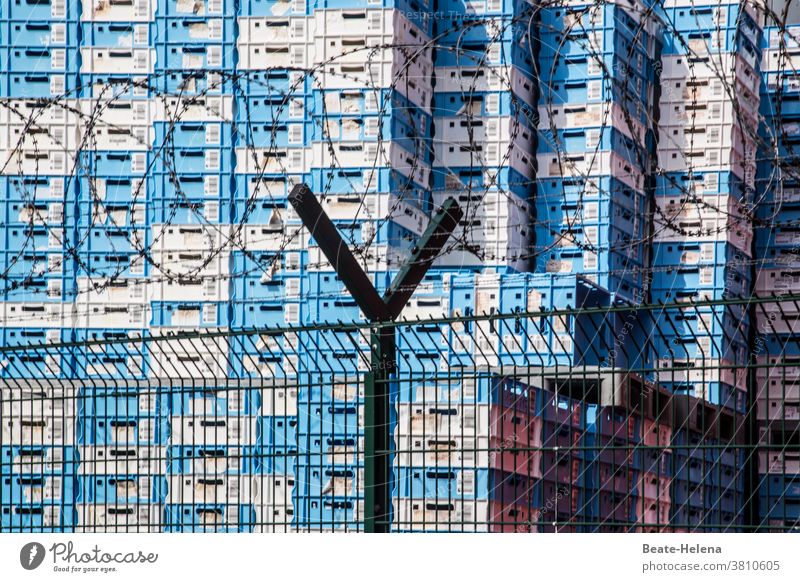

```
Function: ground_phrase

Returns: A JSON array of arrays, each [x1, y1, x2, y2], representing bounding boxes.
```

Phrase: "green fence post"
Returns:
[[365, 326, 395, 533]]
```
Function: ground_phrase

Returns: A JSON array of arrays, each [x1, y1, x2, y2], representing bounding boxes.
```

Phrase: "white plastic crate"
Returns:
[[395, 499, 489, 532], [149, 249, 230, 279], [251, 504, 294, 532], [151, 224, 231, 252], [235, 146, 311, 174], [396, 403, 491, 437], [79, 99, 157, 126], [236, 222, 307, 252], [0, 150, 77, 176], [1, 415, 75, 446], [166, 474, 256, 504], [155, 95, 234, 122], [77, 446, 167, 475], [170, 416, 257, 445], [86, 124, 153, 151], [539, 102, 646, 142], [656, 358, 746, 388], [659, 100, 758, 134], [253, 475, 295, 506], [662, 54, 759, 95], [258, 385, 298, 416], [310, 142, 431, 186], [436, 65, 537, 105], [80, 48, 155, 74], [81, 0, 155, 21], [0, 99, 83, 125], [758, 303, 800, 335], [149, 342, 229, 377], [74, 302, 149, 329], [756, 269, 800, 295], [1, 122, 81, 152], [758, 398, 800, 422], [0, 303, 73, 328], [657, 142, 755, 179], [395, 435, 491, 467], [658, 120, 756, 152], [437, 116, 535, 153], [536, 151, 645, 191], [760, 451, 800, 475], [76, 504, 161, 532]]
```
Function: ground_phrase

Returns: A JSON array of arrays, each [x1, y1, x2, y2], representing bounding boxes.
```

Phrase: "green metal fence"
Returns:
[[1, 295, 799, 532]]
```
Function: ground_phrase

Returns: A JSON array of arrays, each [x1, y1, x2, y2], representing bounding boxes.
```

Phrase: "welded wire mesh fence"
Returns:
[[1, 294, 799, 532]]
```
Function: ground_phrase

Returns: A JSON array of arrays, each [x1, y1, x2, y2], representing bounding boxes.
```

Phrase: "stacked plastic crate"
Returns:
[[535, 1, 657, 301], [0, 0, 80, 380], [234, 0, 311, 339], [74, 0, 155, 380], [651, 0, 759, 416], [755, 21, 800, 531], [431, 0, 537, 273]]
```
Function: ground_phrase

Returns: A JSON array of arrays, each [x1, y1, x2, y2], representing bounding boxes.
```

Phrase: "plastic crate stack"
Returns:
[[650, 0, 760, 413], [233, 0, 311, 338], [73, 0, 155, 381], [0, 0, 81, 379], [394, 375, 546, 532], [755, 23, 800, 532], [1, 385, 78, 532], [147, 0, 235, 343], [535, 1, 658, 300], [430, 0, 536, 273]]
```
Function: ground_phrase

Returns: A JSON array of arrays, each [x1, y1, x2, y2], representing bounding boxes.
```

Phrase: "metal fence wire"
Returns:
[[1, 293, 799, 533]]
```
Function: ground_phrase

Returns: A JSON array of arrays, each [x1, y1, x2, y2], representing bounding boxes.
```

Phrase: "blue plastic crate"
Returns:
[[238, 94, 313, 123], [0, 71, 79, 98], [230, 300, 293, 328], [1, 20, 79, 47], [294, 495, 361, 529], [1, 446, 78, 475], [1, 503, 76, 532], [397, 467, 538, 504], [152, 147, 233, 175], [297, 401, 363, 437], [1, 474, 76, 505], [79, 22, 154, 47], [1, 46, 79, 73], [157, 0, 238, 17], [240, 121, 314, 149], [237, 69, 310, 96], [154, 16, 236, 45], [252, 445, 297, 476], [257, 416, 298, 448], [167, 445, 258, 474], [78, 475, 167, 504], [153, 122, 234, 149], [295, 463, 363, 498], [155, 70, 235, 95], [163, 504, 255, 532], [77, 251, 148, 278]]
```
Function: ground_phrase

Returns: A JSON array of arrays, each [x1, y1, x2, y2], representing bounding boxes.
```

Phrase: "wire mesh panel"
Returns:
[[2, 296, 799, 532]]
